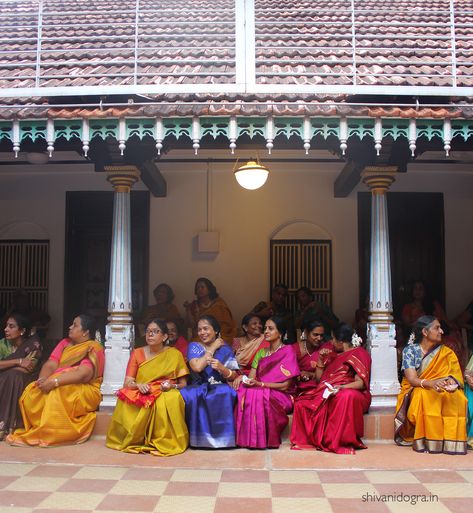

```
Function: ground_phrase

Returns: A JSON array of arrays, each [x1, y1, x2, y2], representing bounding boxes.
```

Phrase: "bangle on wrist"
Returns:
[[19, 358, 23, 366], [420, 379, 425, 389], [260, 381, 265, 388], [54, 378, 59, 388], [224, 368, 233, 379]]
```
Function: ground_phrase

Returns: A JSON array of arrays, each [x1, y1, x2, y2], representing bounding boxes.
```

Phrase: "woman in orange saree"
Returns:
[[395, 315, 467, 454], [7, 314, 104, 447], [106, 319, 189, 456]]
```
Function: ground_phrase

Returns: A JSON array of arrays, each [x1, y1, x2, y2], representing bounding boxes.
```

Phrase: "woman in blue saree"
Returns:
[[465, 354, 473, 448], [180, 315, 239, 448]]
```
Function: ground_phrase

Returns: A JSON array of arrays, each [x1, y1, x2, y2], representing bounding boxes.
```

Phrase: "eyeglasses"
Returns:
[[145, 329, 163, 336]]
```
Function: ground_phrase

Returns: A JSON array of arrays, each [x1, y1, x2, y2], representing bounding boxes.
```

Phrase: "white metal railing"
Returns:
[[0, 0, 471, 97]]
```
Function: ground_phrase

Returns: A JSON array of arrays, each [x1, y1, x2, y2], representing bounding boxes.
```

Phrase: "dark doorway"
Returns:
[[64, 191, 149, 336], [358, 192, 445, 319]]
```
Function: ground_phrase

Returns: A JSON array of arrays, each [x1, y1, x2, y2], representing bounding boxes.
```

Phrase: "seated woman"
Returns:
[[295, 287, 339, 335], [290, 324, 371, 454], [7, 314, 104, 447], [0, 314, 42, 440], [465, 354, 473, 449], [292, 319, 335, 396], [235, 316, 300, 449], [166, 319, 189, 360], [106, 319, 189, 456], [231, 314, 268, 389], [184, 278, 236, 344], [395, 315, 467, 454], [180, 315, 239, 448]]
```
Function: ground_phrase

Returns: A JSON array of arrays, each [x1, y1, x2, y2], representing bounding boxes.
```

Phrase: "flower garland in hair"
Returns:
[[351, 333, 362, 347], [408, 332, 416, 345]]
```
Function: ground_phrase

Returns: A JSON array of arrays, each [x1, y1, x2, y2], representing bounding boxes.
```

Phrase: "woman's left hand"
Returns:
[[37, 379, 56, 394], [160, 380, 172, 392], [208, 358, 224, 373]]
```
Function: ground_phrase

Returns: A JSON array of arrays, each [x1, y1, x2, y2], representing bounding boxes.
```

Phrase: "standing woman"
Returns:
[[395, 315, 467, 454], [106, 319, 189, 456], [7, 314, 104, 447], [290, 324, 371, 454], [184, 278, 236, 344], [235, 316, 300, 449], [0, 314, 42, 439], [180, 315, 239, 448]]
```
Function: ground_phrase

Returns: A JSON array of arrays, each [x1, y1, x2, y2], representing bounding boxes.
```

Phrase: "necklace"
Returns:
[[303, 340, 316, 357], [266, 343, 283, 357]]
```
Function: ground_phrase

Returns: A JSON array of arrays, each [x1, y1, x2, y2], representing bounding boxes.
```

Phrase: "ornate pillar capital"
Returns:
[[105, 166, 140, 193], [361, 166, 397, 194]]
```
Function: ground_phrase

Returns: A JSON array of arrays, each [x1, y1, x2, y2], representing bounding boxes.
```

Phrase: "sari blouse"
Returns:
[[49, 338, 105, 381]]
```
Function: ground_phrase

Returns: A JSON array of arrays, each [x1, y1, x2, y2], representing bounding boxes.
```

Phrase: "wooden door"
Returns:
[[64, 191, 149, 336], [358, 192, 445, 318]]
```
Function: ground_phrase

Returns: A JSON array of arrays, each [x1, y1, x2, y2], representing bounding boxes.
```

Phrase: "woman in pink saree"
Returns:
[[235, 316, 300, 448], [290, 323, 371, 454]]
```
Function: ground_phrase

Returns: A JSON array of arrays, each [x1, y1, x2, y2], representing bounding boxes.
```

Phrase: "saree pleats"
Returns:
[[235, 345, 299, 449], [7, 339, 104, 447], [290, 347, 372, 454], [106, 348, 189, 456], [8, 378, 101, 447], [395, 345, 467, 454]]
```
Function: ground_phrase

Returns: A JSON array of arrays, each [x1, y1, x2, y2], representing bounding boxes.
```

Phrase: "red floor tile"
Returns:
[[220, 469, 270, 482], [412, 470, 468, 483], [0, 475, 18, 489], [441, 498, 473, 513], [58, 478, 117, 493], [329, 498, 391, 513], [214, 497, 272, 513], [318, 471, 370, 483], [34, 510, 93, 513], [164, 481, 219, 496], [122, 467, 174, 481], [271, 483, 324, 497], [374, 483, 432, 496], [96, 494, 159, 511], [26, 464, 81, 478], [0, 490, 50, 507]]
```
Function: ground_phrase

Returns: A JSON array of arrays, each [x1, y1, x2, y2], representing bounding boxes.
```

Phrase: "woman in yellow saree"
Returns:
[[7, 314, 104, 447], [395, 315, 467, 454], [106, 319, 189, 456]]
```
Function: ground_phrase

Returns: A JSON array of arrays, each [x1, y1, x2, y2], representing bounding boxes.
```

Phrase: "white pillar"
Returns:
[[101, 166, 140, 406], [362, 167, 400, 408]]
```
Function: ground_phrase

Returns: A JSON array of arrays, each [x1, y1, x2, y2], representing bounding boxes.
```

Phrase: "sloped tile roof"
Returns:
[[0, 0, 472, 119]]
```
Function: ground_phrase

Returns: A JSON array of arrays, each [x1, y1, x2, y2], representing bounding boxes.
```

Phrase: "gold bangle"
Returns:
[[224, 368, 233, 379], [54, 378, 59, 388], [260, 381, 265, 388], [420, 379, 425, 389]]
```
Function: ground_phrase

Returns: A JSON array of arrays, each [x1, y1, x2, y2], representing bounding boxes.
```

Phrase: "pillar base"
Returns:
[[101, 323, 134, 407], [367, 322, 400, 408]]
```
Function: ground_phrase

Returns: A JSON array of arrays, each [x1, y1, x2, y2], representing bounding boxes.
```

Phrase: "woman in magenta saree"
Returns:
[[290, 324, 371, 454], [236, 316, 300, 449]]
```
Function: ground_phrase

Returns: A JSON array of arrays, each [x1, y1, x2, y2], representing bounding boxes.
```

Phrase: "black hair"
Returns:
[[266, 315, 287, 340], [77, 314, 96, 338], [333, 323, 354, 343], [195, 277, 218, 300], [145, 318, 169, 335], [6, 312, 31, 337], [197, 314, 221, 335], [411, 315, 437, 344], [273, 283, 288, 292], [296, 286, 314, 300], [153, 283, 175, 303], [241, 313, 262, 328], [303, 318, 325, 333]]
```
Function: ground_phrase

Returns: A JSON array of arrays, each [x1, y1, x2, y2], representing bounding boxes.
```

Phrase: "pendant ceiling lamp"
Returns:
[[233, 158, 270, 190]]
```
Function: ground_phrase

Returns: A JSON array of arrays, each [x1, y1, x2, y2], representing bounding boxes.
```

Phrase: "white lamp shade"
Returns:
[[234, 160, 269, 190]]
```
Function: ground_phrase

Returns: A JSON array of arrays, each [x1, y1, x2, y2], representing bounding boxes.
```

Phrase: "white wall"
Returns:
[[0, 161, 472, 338]]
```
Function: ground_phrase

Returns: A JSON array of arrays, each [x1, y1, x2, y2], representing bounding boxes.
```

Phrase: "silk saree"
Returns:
[[235, 345, 300, 448], [106, 347, 189, 456], [395, 344, 467, 454], [7, 338, 104, 447]]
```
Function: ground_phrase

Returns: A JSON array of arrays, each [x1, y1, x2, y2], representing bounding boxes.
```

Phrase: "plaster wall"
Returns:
[[0, 162, 471, 339]]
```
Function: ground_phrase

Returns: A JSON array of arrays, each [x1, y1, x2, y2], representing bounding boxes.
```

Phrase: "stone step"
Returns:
[[93, 406, 394, 442]]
